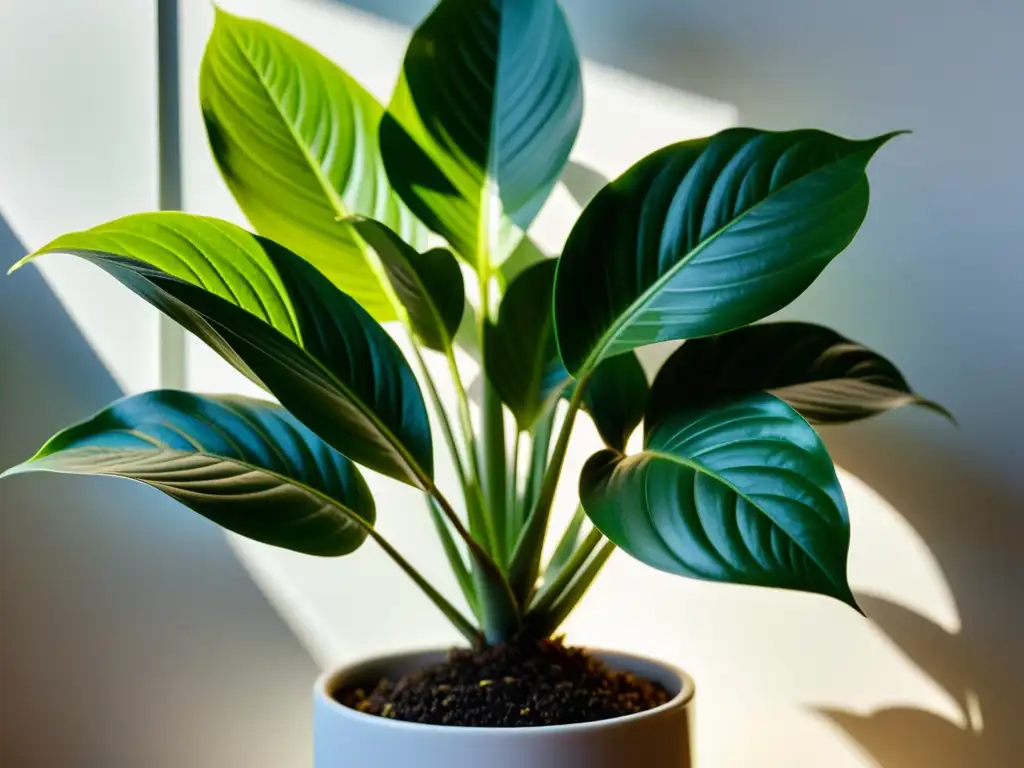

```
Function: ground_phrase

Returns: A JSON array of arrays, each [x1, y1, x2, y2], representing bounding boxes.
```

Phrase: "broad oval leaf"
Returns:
[[348, 217, 465, 351], [380, 0, 583, 270], [485, 260, 568, 431], [554, 128, 902, 377], [581, 393, 856, 607], [12, 213, 433, 487], [647, 322, 951, 431], [1, 391, 375, 556], [200, 9, 426, 321]]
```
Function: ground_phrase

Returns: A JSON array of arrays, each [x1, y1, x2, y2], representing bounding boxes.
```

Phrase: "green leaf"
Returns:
[[200, 8, 426, 321], [348, 217, 464, 351], [379, 0, 583, 271], [483, 255, 648, 442], [581, 393, 857, 608], [12, 213, 433, 487], [554, 128, 903, 377], [485, 260, 569, 431], [2, 391, 375, 556], [578, 351, 648, 451], [647, 322, 951, 430]]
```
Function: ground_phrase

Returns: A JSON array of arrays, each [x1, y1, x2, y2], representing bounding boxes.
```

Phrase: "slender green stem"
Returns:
[[429, 485, 521, 643], [443, 345, 494, 555], [506, 429, 522, 555], [409, 342, 469, 492], [362, 523, 480, 645], [426, 497, 480, 622], [538, 504, 586, 588], [508, 378, 590, 601], [529, 527, 603, 614], [522, 407, 555, 518], [529, 540, 616, 639], [445, 345, 484, 488], [477, 267, 508, 564]]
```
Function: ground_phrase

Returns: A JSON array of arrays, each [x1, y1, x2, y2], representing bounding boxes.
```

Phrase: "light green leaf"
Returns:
[[379, 0, 582, 271], [554, 128, 902, 377], [12, 212, 433, 487], [348, 217, 465, 351], [581, 393, 857, 608], [647, 321, 951, 429], [200, 8, 426, 320], [2, 391, 375, 556]]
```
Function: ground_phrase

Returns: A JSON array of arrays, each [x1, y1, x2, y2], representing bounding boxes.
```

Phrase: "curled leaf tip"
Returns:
[[7, 254, 33, 275], [920, 397, 957, 426]]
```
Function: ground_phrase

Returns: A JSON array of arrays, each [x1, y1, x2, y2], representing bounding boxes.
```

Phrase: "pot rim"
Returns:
[[314, 646, 695, 735]]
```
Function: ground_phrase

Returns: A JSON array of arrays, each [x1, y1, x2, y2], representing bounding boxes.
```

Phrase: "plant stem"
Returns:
[[427, 498, 481, 623], [430, 485, 521, 644], [529, 527, 603, 614], [507, 378, 589, 601], [409, 342, 469, 493], [529, 540, 616, 639], [444, 345, 494, 555], [506, 429, 522, 555], [362, 523, 480, 646], [522, 407, 555, 517], [477, 266, 508, 565]]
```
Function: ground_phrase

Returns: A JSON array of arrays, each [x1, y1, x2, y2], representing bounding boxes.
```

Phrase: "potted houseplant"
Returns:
[[1, 1, 949, 766]]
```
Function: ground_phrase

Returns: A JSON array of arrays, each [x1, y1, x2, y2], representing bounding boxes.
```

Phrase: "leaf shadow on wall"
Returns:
[[817, 423, 1023, 768]]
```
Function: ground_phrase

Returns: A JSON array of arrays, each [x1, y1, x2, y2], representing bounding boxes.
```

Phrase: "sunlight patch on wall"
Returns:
[[0, 0, 161, 395]]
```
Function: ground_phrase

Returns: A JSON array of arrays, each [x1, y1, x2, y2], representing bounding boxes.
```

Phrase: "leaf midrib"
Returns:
[[20, 443, 372, 533], [578, 144, 870, 377], [220, 24, 406, 319], [640, 446, 844, 593]]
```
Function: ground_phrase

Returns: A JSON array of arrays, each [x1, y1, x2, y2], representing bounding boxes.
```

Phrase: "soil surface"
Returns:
[[339, 638, 671, 727]]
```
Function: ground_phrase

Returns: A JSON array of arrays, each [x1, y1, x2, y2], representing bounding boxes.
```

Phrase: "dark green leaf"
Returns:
[[485, 260, 569, 431], [2, 391, 375, 556], [12, 213, 433, 487], [581, 393, 857, 608], [647, 322, 951, 430], [554, 128, 902, 377], [348, 217, 465, 351], [380, 0, 583, 270], [200, 9, 426, 320], [579, 351, 648, 451]]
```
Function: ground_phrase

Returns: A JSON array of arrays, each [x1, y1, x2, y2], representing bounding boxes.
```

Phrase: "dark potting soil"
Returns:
[[339, 638, 671, 727]]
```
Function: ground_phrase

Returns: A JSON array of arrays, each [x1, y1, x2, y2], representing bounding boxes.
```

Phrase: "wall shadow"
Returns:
[[0, 211, 319, 766], [817, 422, 1023, 767]]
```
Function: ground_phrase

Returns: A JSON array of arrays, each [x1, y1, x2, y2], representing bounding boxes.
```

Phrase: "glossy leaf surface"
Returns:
[[380, 0, 582, 269], [200, 9, 426, 320], [581, 393, 856, 607], [349, 217, 464, 351], [14, 213, 433, 487], [555, 128, 900, 377], [2, 391, 375, 556], [647, 322, 950, 430]]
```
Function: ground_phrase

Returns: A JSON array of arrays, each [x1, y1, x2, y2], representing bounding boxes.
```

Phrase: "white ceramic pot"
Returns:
[[314, 649, 695, 768]]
